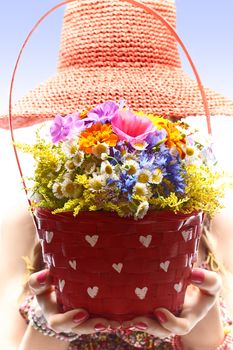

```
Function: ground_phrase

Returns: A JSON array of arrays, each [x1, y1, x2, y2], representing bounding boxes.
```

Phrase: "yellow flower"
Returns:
[[146, 115, 187, 159], [79, 122, 118, 154], [157, 118, 186, 159]]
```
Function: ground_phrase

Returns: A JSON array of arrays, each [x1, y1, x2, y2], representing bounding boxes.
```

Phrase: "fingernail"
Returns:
[[191, 269, 205, 284], [37, 270, 48, 284], [94, 323, 107, 332], [72, 311, 88, 323], [154, 310, 167, 323], [125, 325, 136, 331], [134, 322, 148, 330]]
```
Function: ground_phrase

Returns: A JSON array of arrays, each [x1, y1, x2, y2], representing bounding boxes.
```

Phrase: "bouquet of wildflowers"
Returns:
[[19, 100, 224, 219]]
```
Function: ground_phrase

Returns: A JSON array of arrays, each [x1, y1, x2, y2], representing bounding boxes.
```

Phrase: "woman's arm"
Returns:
[[179, 295, 225, 350], [0, 204, 36, 349], [177, 192, 233, 350], [211, 190, 233, 318], [19, 326, 69, 350]]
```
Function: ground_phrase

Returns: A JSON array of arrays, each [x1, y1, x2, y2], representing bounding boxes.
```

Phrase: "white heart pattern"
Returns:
[[112, 263, 123, 273], [85, 235, 99, 247], [181, 228, 192, 242], [135, 287, 148, 300], [58, 279, 65, 292], [139, 235, 152, 248], [87, 286, 99, 298], [69, 260, 77, 270], [160, 260, 170, 272], [45, 231, 54, 244], [174, 282, 182, 293]]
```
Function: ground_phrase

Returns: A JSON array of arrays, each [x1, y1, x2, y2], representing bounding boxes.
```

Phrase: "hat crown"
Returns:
[[58, 0, 181, 69]]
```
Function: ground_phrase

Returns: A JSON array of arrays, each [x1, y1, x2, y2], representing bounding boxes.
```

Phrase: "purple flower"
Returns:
[[87, 101, 120, 124], [50, 113, 84, 143], [146, 129, 167, 148]]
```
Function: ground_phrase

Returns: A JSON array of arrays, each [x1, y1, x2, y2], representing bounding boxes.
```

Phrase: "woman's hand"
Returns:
[[28, 269, 120, 335], [121, 268, 222, 338]]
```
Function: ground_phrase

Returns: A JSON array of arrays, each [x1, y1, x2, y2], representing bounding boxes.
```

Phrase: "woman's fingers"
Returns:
[[28, 269, 52, 295], [35, 291, 117, 335], [28, 270, 121, 334], [28, 270, 90, 333], [123, 268, 222, 337], [29, 268, 220, 337], [28, 269, 60, 317], [73, 318, 120, 335], [45, 308, 89, 333], [121, 316, 172, 338], [153, 268, 222, 336], [190, 268, 222, 296]]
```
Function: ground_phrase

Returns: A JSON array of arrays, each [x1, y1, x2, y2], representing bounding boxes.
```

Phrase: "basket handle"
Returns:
[[8, 0, 212, 211]]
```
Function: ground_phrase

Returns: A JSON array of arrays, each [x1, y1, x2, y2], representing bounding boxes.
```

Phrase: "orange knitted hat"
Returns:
[[1, 0, 233, 129]]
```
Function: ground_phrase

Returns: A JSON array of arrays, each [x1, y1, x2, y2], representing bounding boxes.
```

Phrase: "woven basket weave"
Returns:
[[35, 208, 203, 321]]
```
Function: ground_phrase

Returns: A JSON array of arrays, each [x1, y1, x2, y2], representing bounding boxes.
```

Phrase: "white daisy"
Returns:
[[89, 174, 107, 192], [55, 160, 62, 173], [134, 201, 149, 220], [92, 143, 110, 159], [122, 160, 139, 175], [100, 161, 115, 176], [62, 140, 79, 158], [73, 151, 84, 167], [30, 192, 42, 203], [83, 161, 97, 175], [52, 182, 64, 199], [61, 179, 81, 198], [65, 160, 76, 172], [122, 152, 138, 162], [137, 169, 151, 183], [150, 168, 163, 184], [133, 183, 151, 198]]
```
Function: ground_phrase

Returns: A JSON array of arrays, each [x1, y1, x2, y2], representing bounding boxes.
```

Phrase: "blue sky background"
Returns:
[[0, 0, 233, 113]]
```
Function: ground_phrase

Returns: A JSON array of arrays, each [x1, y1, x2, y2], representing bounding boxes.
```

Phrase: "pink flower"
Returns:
[[111, 110, 156, 143]]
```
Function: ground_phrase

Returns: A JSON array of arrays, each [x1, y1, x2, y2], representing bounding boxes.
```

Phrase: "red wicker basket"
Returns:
[[35, 208, 203, 321]]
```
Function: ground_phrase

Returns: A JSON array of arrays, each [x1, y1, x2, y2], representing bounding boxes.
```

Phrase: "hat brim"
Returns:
[[2, 64, 233, 129]]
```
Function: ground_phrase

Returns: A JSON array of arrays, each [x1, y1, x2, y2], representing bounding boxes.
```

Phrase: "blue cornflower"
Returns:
[[108, 172, 136, 201], [139, 151, 155, 170], [166, 155, 186, 194], [109, 147, 122, 165], [150, 146, 186, 195]]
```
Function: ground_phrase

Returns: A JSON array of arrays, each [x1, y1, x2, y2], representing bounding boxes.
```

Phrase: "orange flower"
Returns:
[[156, 119, 186, 159], [79, 122, 118, 154]]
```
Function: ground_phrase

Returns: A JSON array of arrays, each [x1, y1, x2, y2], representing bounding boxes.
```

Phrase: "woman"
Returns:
[[0, 198, 232, 350], [1, 1, 233, 349]]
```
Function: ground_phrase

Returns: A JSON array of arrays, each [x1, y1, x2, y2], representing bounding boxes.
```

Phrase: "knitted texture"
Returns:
[[1, 0, 233, 129], [58, 0, 180, 69]]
